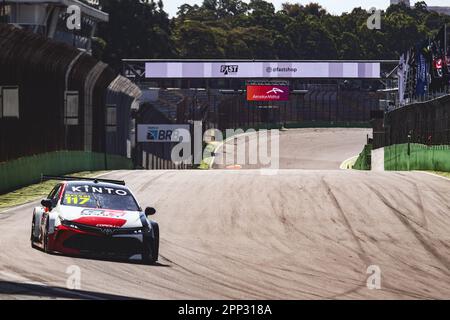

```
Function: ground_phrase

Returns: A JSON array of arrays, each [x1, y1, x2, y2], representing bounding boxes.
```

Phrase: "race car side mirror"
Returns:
[[145, 207, 156, 216], [41, 199, 52, 209]]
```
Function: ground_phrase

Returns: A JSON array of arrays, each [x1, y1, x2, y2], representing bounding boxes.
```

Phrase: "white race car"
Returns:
[[31, 175, 159, 264]]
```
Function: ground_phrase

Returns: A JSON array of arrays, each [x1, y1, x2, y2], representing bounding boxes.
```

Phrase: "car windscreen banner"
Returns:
[[137, 124, 191, 143], [67, 185, 130, 196], [246, 85, 290, 101]]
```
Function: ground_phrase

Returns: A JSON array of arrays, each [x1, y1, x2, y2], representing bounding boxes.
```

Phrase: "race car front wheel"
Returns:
[[30, 216, 39, 248], [43, 216, 50, 253], [142, 223, 159, 264]]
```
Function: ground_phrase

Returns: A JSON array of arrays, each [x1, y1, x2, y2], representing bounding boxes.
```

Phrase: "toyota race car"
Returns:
[[31, 175, 159, 264]]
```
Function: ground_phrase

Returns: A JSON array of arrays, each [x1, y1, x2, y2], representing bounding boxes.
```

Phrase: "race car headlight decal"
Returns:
[[61, 219, 79, 230]]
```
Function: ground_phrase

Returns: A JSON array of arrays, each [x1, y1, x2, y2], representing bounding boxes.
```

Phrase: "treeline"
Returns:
[[88, 0, 450, 71]]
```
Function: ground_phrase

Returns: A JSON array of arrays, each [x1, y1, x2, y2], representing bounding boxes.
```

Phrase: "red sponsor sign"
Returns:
[[247, 85, 289, 101]]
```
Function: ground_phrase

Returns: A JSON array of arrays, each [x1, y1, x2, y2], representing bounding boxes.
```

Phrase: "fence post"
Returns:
[[142, 151, 147, 169]]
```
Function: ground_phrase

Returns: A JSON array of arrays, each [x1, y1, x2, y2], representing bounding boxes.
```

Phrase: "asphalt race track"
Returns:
[[0, 128, 449, 299], [213, 128, 370, 169]]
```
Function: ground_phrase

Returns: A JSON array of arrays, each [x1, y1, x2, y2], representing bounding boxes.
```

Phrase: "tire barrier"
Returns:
[[140, 151, 189, 170], [0, 151, 132, 194], [384, 143, 450, 172]]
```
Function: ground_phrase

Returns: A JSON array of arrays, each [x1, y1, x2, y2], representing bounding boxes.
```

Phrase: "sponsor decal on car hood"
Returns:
[[59, 206, 143, 228]]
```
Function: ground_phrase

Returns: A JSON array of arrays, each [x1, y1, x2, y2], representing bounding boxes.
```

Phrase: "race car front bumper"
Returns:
[[48, 223, 146, 258]]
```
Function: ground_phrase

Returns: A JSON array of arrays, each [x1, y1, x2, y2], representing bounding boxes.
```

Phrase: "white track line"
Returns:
[[414, 171, 450, 182], [339, 155, 358, 170]]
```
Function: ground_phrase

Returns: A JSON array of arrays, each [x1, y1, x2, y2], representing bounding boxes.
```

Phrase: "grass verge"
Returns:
[[429, 171, 450, 179], [353, 144, 372, 170], [0, 171, 107, 212]]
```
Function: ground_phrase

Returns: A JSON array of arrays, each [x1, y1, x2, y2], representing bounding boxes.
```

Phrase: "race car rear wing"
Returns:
[[41, 175, 126, 186]]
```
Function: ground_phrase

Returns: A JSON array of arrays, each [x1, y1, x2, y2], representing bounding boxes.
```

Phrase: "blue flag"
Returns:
[[416, 45, 429, 96]]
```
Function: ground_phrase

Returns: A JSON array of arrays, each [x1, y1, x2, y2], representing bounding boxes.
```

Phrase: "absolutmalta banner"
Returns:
[[247, 85, 289, 101]]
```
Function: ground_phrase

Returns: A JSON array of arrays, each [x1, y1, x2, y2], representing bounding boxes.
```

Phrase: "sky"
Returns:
[[163, 0, 450, 17]]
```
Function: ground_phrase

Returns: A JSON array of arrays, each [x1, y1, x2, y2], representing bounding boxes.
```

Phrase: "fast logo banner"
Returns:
[[247, 85, 289, 101], [145, 62, 381, 79]]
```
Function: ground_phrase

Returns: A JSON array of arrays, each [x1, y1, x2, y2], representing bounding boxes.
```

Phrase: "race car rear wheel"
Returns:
[[152, 223, 159, 261], [142, 223, 159, 264]]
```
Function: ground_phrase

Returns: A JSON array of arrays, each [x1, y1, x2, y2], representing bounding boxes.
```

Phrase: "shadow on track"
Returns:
[[51, 252, 172, 268], [0, 281, 140, 300]]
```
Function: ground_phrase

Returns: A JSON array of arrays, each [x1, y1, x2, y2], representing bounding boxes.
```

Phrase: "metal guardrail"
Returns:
[[385, 93, 450, 146], [394, 87, 450, 109]]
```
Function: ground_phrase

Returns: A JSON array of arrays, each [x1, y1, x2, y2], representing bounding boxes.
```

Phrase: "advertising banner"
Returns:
[[397, 52, 410, 106], [137, 124, 190, 143], [145, 62, 381, 79], [416, 45, 429, 96], [247, 85, 290, 101]]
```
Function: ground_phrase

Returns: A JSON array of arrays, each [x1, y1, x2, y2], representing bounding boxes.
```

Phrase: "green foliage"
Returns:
[[91, 37, 107, 60], [173, 20, 226, 58], [354, 144, 372, 170], [96, 0, 175, 70], [93, 1, 450, 70]]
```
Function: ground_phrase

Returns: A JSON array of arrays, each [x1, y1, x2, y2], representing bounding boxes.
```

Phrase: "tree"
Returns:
[[303, 3, 327, 18], [338, 32, 362, 59], [174, 20, 225, 58], [96, 0, 175, 70], [93, 0, 449, 68], [384, 12, 425, 57], [286, 17, 337, 59]]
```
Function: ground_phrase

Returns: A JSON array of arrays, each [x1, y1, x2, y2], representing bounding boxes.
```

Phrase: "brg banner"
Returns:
[[137, 124, 190, 143]]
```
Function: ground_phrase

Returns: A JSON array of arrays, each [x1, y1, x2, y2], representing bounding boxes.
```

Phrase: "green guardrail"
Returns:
[[0, 151, 133, 194], [385, 143, 450, 172], [353, 144, 372, 170]]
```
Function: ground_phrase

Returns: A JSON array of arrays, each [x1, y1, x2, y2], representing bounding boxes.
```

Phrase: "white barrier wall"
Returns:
[[371, 148, 385, 172]]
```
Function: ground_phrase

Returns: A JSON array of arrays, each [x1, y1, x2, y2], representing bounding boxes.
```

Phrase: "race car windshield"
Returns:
[[61, 185, 140, 211]]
